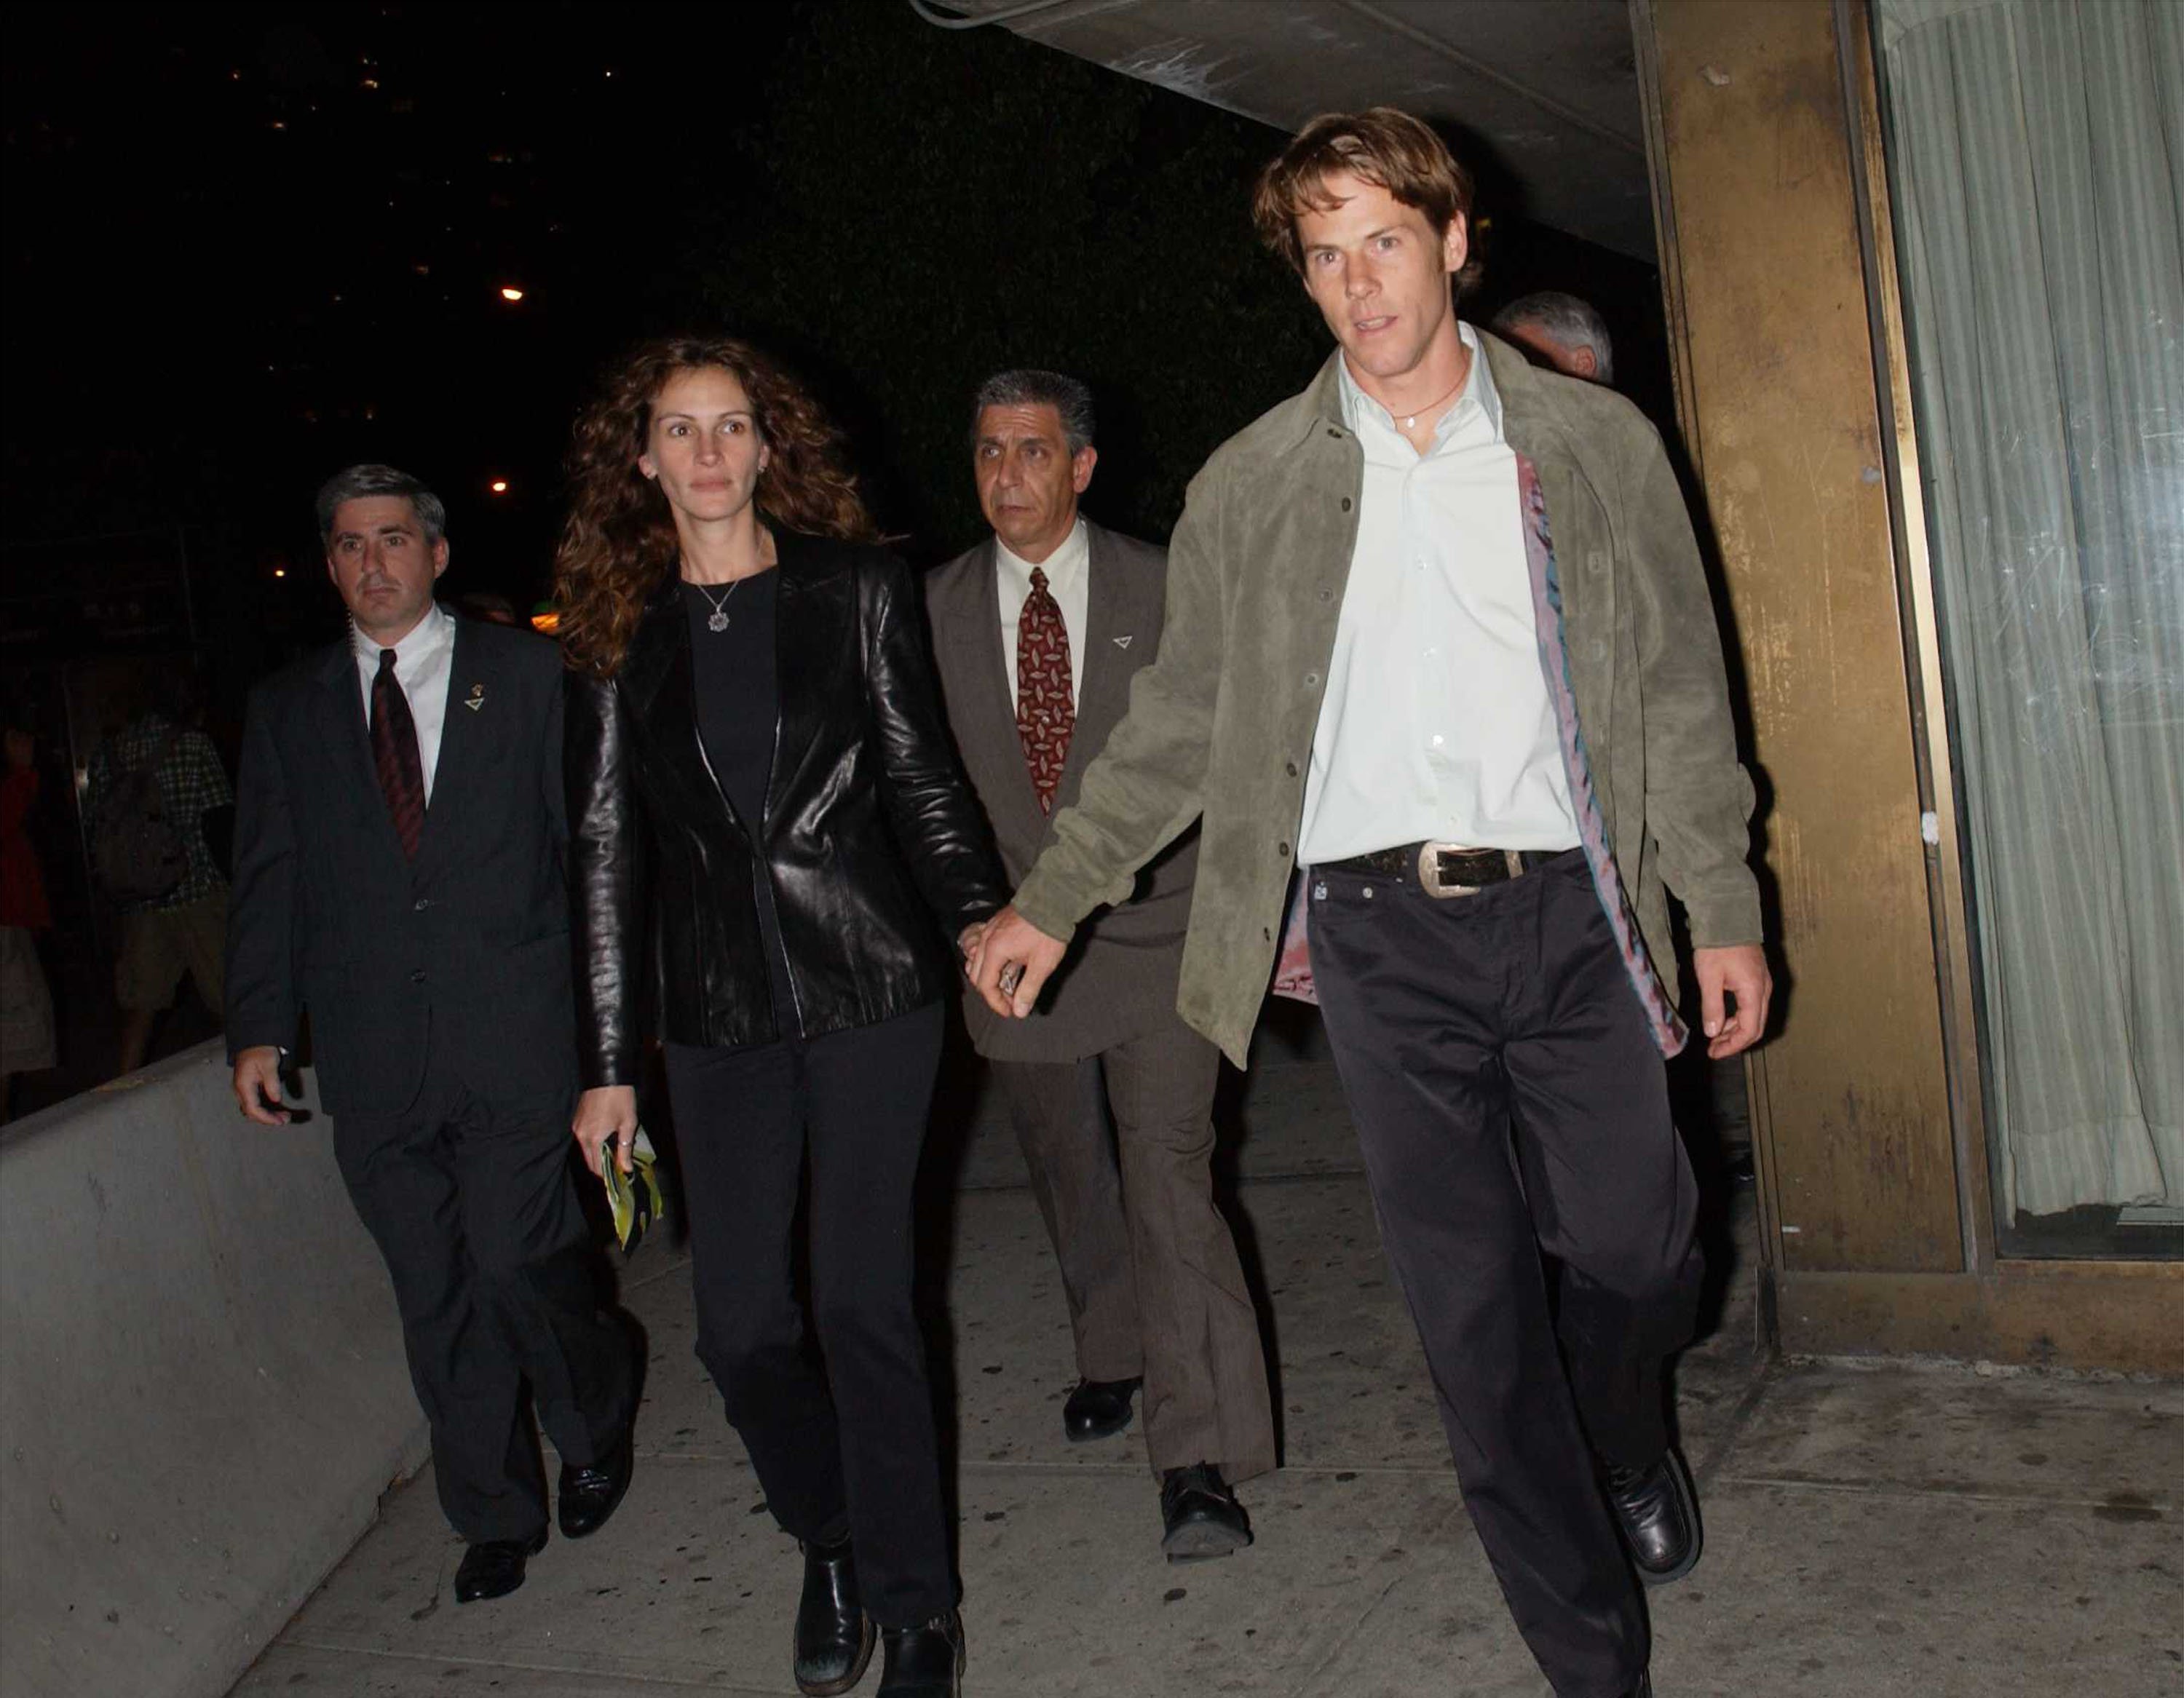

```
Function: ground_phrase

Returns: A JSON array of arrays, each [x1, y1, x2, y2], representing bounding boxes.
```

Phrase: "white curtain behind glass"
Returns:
[[1878, 0, 2182, 1220]]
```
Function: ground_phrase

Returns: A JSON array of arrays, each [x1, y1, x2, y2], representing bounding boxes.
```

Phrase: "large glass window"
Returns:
[[1875, 0, 2183, 1257]]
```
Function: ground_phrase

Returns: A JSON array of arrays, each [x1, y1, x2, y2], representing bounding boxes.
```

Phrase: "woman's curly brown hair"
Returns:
[[553, 335, 879, 676]]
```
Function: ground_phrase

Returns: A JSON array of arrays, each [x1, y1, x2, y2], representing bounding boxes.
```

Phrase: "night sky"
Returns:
[[4, 1, 1660, 659]]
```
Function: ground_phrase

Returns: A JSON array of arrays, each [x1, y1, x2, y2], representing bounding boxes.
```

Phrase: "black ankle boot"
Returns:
[[794, 1536, 873, 1697], [877, 1609, 964, 1697]]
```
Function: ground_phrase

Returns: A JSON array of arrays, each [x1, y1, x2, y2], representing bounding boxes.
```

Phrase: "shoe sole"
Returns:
[[1631, 1450, 1703, 1589], [794, 1615, 875, 1697], [1162, 1520, 1253, 1563]]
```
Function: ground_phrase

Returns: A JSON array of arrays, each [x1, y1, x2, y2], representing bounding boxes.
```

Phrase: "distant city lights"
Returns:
[[499, 285, 526, 302]]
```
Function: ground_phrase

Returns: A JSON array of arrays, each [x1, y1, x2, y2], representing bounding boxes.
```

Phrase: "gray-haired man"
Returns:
[[1493, 290, 1615, 385], [925, 373, 1274, 1560]]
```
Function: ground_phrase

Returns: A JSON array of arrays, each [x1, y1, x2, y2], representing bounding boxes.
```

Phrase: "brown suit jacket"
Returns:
[[925, 521, 1198, 1062]]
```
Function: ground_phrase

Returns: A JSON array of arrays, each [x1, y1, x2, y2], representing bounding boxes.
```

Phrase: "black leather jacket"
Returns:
[[566, 532, 1008, 1086]]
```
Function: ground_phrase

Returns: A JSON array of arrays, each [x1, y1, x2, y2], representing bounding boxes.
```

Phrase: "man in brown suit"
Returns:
[[926, 370, 1274, 1561]]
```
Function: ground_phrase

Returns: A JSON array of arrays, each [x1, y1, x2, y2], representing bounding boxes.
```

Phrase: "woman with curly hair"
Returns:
[[559, 336, 1003, 1698]]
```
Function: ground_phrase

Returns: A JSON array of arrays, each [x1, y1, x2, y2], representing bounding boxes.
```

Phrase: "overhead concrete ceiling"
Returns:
[[927, 0, 1655, 258]]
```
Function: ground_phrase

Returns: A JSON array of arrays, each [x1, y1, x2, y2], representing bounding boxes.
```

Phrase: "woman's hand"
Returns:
[[572, 1084, 638, 1177]]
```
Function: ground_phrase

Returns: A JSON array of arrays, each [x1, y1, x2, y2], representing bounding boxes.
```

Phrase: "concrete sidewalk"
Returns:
[[230, 1017, 2180, 1697]]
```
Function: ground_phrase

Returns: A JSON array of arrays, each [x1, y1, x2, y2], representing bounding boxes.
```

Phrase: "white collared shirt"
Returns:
[[352, 601, 457, 804], [1298, 322, 1579, 865], [994, 517, 1089, 715]]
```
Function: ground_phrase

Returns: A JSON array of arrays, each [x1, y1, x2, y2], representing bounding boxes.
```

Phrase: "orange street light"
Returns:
[[273, 567, 287, 578], [499, 285, 525, 302], [489, 479, 510, 494]]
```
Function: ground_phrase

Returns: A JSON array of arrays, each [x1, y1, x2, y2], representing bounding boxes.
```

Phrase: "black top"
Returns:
[[681, 569, 780, 833]]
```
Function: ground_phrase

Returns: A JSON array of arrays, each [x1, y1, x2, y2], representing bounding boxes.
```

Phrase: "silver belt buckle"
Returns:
[[1417, 841, 1479, 900]]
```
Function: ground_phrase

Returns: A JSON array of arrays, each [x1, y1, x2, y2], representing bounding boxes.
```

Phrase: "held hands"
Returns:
[[572, 1085, 638, 1178], [232, 1046, 292, 1125], [967, 904, 1068, 1019], [1693, 943, 1773, 1060]]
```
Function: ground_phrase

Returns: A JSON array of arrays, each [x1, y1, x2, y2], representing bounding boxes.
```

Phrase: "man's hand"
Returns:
[[957, 920, 989, 977], [968, 905, 1067, 1019], [1693, 944, 1772, 1059], [572, 1085, 638, 1178], [232, 1046, 292, 1125]]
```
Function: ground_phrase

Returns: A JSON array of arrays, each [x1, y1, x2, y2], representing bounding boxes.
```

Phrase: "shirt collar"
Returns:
[[995, 516, 1088, 591], [1337, 321, 1503, 445], [354, 599, 454, 666]]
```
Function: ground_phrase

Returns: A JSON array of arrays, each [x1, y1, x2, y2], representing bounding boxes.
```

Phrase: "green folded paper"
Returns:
[[601, 1127, 667, 1253]]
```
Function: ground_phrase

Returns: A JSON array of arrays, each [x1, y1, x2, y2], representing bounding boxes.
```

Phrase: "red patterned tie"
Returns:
[[1016, 566, 1075, 814], [370, 647, 427, 858]]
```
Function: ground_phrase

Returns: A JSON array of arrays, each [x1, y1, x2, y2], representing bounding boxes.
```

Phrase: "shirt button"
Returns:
[[410, 969, 427, 985], [413, 897, 432, 912], [1431, 734, 1444, 747]]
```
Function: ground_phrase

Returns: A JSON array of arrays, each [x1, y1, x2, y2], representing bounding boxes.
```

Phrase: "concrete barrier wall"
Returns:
[[0, 1042, 427, 1698]]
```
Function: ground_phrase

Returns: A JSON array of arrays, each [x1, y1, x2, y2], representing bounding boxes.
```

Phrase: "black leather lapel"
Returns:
[[766, 532, 847, 828]]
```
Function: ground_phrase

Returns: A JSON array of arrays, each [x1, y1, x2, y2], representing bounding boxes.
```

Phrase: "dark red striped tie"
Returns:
[[370, 647, 426, 858]]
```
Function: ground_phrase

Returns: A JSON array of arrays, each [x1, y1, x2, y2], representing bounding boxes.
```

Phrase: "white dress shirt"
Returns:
[[994, 517, 1089, 715], [352, 601, 457, 804], [1298, 322, 1580, 865]]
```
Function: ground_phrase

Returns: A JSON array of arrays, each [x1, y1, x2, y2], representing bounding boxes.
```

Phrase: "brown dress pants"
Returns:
[[992, 1009, 1275, 1482]]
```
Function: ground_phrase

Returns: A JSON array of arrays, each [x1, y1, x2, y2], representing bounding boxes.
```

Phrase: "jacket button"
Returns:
[[1305, 672, 1320, 687], [1277, 841, 1291, 857], [1285, 761, 1298, 777], [1340, 497, 1353, 512], [413, 897, 432, 912], [1318, 587, 1334, 602], [1326, 427, 1342, 439], [410, 969, 427, 985]]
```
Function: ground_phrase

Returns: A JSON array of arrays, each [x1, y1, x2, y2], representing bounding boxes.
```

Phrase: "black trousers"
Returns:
[[1307, 850, 1702, 1698], [332, 1050, 636, 1544], [664, 1002, 951, 1628]]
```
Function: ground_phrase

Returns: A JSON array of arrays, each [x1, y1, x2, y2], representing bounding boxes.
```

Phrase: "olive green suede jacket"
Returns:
[[1012, 332, 1762, 1068]]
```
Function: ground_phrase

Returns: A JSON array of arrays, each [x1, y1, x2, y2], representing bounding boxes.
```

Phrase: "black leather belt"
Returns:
[[1315, 842, 1567, 898]]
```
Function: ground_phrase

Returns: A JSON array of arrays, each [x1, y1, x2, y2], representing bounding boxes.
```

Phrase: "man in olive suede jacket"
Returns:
[[972, 111, 1769, 1698]]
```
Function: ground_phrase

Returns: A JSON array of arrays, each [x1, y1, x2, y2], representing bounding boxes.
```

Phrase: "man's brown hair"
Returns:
[[1251, 107, 1483, 293]]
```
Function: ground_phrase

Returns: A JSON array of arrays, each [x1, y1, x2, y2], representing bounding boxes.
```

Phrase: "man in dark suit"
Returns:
[[226, 464, 636, 1603], [926, 372, 1274, 1560]]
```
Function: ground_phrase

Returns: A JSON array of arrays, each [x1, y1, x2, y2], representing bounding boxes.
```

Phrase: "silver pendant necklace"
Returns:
[[692, 576, 743, 632]]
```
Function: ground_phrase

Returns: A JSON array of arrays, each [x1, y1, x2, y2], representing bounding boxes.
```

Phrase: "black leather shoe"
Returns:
[[558, 1430, 634, 1539], [1159, 1461, 1252, 1562], [794, 1536, 874, 1697], [877, 1609, 963, 1697], [1062, 1376, 1142, 1443], [1605, 1448, 1701, 1586], [454, 1527, 548, 1603]]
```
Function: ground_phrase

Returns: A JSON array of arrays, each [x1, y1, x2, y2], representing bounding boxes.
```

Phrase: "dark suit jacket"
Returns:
[[225, 614, 578, 1116], [925, 521, 1198, 1063]]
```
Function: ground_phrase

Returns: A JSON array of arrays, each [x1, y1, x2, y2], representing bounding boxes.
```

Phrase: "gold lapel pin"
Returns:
[[464, 683, 486, 711]]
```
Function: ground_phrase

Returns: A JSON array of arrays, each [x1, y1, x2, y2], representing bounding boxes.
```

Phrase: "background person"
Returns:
[[558, 336, 1005, 1698], [1491, 289, 1615, 384], [925, 368, 1274, 1561], [84, 673, 232, 1076], [226, 463, 638, 1606]]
